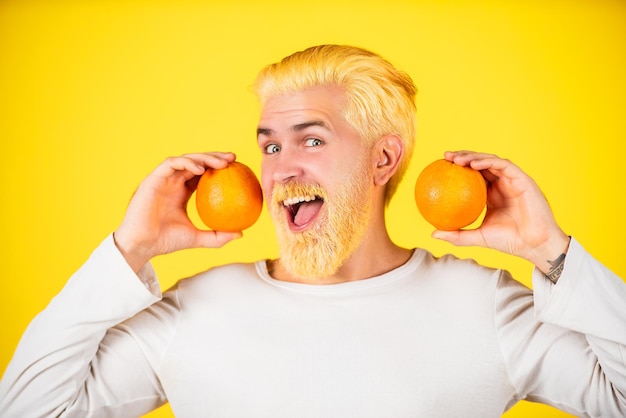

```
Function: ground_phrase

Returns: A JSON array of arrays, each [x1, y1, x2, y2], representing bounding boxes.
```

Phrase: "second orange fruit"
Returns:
[[196, 161, 264, 232], [414, 159, 487, 231]]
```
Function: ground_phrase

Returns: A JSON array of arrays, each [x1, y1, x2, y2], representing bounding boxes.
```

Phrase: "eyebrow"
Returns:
[[257, 120, 331, 137]]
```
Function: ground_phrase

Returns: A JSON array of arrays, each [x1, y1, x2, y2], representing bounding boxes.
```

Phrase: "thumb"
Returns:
[[194, 230, 243, 248], [432, 229, 484, 247]]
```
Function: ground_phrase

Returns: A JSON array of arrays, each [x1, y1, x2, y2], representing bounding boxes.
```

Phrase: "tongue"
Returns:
[[293, 200, 323, 227]]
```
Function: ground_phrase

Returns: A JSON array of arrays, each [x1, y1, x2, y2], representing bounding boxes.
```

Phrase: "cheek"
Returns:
[[260, 164, 274, 200]]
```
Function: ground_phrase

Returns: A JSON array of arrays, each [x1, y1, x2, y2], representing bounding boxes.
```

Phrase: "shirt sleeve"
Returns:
[[496, 237, 626, 417], [0, 234, 166, 418]]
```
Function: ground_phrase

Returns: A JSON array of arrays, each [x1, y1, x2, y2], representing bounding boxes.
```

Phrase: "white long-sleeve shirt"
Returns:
[[1, 235, 625, 417]]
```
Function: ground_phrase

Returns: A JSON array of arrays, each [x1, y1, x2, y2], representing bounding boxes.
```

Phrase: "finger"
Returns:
[[155, 156, 208, 180], [443, 150, 476, 161], [467, 157, 528, 184], [182, 152, 237, 169], [181, 152, 238, 190], [447, 152, 527, 184], [444, 151, 502, 181], [443, 151, 502, 185], [445, 151, 498, 167], [154, 152, 236, 182]]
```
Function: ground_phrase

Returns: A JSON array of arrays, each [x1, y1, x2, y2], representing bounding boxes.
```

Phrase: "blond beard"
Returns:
[[270, 168, 372, 280]]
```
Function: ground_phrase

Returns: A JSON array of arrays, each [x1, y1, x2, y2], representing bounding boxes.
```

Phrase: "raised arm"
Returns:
[[432, 151, 570, 278], [0, 152, 243, 417], [114, 152, 243, 272], [434, 151, 626, 414]]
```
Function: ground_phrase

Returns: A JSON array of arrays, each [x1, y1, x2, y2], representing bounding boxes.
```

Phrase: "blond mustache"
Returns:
[[271, 183, 328, 210]]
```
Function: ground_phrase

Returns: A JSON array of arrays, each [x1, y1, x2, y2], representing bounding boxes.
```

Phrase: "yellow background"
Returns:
[[1, 1, 625, 417]]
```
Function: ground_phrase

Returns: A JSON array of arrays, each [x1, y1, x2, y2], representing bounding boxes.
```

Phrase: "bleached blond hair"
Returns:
[[253, 44, 417, 204]]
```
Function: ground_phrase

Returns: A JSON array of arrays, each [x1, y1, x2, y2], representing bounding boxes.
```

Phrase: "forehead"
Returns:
[[258, 85, 347, 127]]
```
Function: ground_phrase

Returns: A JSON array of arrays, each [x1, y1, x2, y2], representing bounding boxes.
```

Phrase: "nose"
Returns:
[[269, 148, 304, 184]]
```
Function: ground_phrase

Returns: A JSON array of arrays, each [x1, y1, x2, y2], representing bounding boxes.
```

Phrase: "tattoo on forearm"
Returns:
[[545, 253, 566, 284]]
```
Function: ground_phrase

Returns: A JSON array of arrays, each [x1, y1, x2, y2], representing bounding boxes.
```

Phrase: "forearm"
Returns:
[[496, 242, 626, 416], [0, 235, 161, 417], [532, 237, 626, 343], [531, 237, 626, 413]]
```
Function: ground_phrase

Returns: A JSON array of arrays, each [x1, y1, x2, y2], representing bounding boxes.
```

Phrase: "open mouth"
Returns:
[[282, 194, 325, 230]]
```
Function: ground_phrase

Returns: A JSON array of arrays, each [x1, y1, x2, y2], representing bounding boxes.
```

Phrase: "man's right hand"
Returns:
[[113, 152, 243, 273]]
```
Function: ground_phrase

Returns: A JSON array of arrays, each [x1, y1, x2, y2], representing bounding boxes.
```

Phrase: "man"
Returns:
[[1, 45, 624, 417]]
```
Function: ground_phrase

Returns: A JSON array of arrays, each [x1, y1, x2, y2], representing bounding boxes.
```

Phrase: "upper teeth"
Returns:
[[283, 195, 317, 207]]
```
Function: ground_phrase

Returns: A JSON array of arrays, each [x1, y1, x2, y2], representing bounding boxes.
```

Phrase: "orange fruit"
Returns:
[[414, 159, 487, 231], [195, 161, 263, 232]]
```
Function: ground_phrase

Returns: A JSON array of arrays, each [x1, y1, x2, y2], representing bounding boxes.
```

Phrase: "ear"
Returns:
[[372, 134, 404, 186]]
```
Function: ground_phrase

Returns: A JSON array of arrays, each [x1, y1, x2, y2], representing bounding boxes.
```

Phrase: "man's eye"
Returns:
[[264, 144, 281, 154], [305, 138, 323, 147]]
